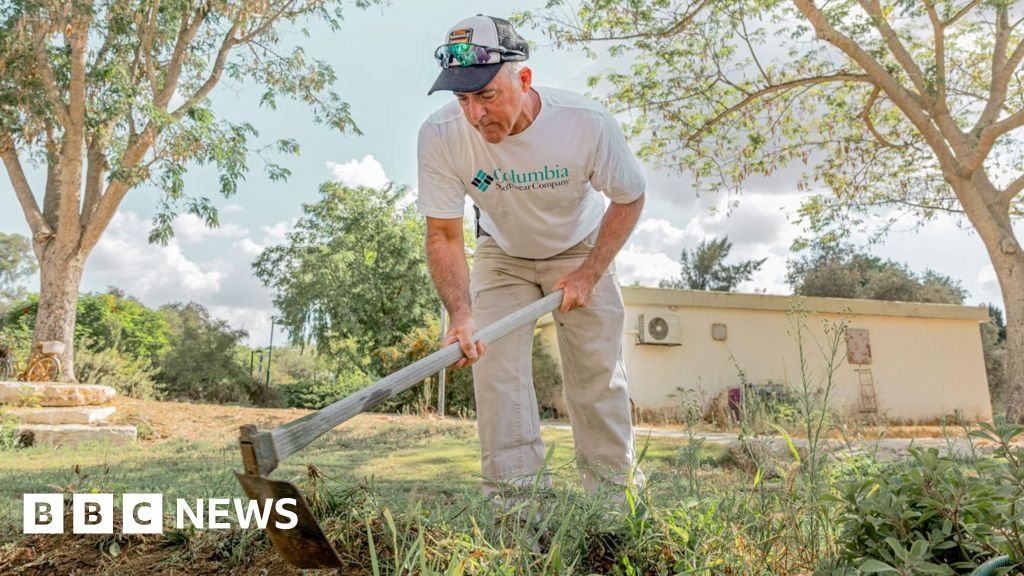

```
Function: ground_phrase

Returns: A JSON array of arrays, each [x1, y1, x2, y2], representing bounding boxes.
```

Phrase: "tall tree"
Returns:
[[253, 183, 439, 375], [0, 0, 370, 380], [0, 232, 36, 307], [528, 1, 1024, 422], [659, 236, 766, 291]]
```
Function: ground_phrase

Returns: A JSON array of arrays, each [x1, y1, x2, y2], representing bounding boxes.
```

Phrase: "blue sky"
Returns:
[[0, 1, 1015, 346]]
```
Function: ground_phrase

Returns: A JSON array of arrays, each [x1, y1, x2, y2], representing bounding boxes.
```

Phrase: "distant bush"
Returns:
[[75, 345, 158, 400], [276, 370, 376, 410], [157, 302, 257, 404], [3, 290, 171, 364], [275, 322, 564, 418]]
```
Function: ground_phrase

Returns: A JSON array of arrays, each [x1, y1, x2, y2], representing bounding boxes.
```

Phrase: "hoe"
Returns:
[[235, 290, 564, 568]]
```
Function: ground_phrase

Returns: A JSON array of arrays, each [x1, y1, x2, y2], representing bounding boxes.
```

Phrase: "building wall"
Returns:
[[538, 288, 993, 423]]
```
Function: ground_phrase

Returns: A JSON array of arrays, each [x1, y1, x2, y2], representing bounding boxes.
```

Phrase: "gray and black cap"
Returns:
[[429, 15, 529, 95]]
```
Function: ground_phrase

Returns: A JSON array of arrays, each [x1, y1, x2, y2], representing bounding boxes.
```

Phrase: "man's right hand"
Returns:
[[443, 316, 486, 369]]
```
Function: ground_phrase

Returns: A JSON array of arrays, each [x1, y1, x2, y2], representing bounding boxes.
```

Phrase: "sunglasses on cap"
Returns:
[[434, 43, 527, 69]]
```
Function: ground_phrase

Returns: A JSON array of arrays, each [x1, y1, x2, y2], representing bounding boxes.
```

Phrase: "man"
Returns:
[[417, 14, 647, 507]]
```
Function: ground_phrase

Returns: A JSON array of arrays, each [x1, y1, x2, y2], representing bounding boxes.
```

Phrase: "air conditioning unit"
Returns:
[[637, 313, 682, 346]]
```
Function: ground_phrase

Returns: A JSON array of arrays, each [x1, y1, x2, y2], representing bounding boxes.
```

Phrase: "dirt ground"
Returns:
[[0, 527, 302, 576]]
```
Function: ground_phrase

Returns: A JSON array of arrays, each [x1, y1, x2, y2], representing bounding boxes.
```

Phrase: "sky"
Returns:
[[0, 0, 1017, 348]]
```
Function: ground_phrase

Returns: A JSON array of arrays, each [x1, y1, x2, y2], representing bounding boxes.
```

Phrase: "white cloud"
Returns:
[[616, 190, 803, 294], [87, 212, 223, 301], [234, 238, 264, 259], [976, 264, 1002, 305], [82, 211, 297, 346], [173, 213, 248, 244], [261, 219, 298, 248], [615, 246, 679, 287], [327, 154, 389, 189]]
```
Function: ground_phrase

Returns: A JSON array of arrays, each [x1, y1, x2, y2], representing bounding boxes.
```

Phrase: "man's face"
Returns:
[[455, 65, 530, 144]]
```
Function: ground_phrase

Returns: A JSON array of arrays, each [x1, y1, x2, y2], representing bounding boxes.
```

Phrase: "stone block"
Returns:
[[16, 424, 137, 447], [6, 406, 117, 425], [0, 382, 117, 407]]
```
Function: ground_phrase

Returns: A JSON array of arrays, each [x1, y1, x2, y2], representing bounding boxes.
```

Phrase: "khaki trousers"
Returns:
[[469, 229, 645, 504]]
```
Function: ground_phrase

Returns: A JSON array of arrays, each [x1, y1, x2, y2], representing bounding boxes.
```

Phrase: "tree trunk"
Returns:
[[999, 253, 1024, 423], [32, 248, 86, 383], [961, 175, 1024, 424]]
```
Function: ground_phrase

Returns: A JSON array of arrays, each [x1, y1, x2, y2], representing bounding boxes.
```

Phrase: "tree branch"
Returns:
[[965, 108, 1024, 172], [792, 0, 961, 172], [131, 0, 161, 95], [53, 13, 91, 253], [685, 72, 873, 149], [1001, 174, 1024, 206], [0, 139, 50, 239], [858, 0, 930, 101], [31, 26, 69, 127], [973, 3, 1011, 135], [155, 3, 210, 109], [739, 15, 770, 84], [81, 127, 158, 254], [658, 0, 713, 38], [548, 0, 711, 42], [82, 134, 108, 229], [171, 22, 239, 119], [925, 2, 947, 110], [861, 86, 909, 149], [922, 1, 968, 158], [945, 0, 982, 28]]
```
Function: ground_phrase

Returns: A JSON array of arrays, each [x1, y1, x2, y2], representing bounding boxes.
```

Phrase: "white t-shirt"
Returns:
[[416, 87, 646, 259]]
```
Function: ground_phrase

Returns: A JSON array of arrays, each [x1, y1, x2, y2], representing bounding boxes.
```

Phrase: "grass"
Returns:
[[1, 410, 1020, 575], [0, 414, 732, 541], [1, 304, 1020, 574]]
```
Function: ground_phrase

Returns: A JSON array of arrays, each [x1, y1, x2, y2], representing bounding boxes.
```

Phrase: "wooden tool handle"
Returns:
[[242, 290, 564, 476]]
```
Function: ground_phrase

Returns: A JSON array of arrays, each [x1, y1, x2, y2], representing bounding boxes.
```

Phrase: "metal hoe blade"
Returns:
[[234, 472, 342, 569], [235, 291, 564, 568]]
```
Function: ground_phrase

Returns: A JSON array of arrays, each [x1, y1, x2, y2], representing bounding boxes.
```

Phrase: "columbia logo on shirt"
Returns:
[[471, 170, 495, 191]]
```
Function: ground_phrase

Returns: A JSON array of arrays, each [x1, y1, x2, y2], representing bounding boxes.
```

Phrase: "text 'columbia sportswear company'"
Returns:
[[469, 165, 571, 193]]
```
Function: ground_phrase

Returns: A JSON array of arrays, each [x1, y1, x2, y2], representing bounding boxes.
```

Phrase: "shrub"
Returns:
[[276, 370, 376, 410], [828, 419, 1024, 574], [75, 345, 158, 399], [157, 302, 256, 403]]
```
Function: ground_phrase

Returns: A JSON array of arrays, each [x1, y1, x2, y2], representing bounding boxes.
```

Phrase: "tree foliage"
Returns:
[[659, 236, 766, 292], [1, 0, 373, 380], [253, 183, 439, 374], [2, 289, 171, 360], [522, 1, 1023, 223], [786, 242, 966, 304], [526, 0, 1024, 421], [156, 301, 255, 403], [982, 305, 1008, 406], [0, 232, 36, 306]]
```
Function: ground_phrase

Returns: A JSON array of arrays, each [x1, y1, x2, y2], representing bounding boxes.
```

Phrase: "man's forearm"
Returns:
[[425, 235, 473, 322], [579, 194, 645, 280]]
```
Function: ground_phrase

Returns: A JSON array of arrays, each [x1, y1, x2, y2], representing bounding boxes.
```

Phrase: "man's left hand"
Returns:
[[552, 266, 602, 313]]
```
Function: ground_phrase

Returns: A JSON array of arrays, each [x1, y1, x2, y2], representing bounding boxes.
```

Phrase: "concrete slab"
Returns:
[[7, 406, 117, 425], [16, 424, 137, 446], [0, 382, 117, 407]]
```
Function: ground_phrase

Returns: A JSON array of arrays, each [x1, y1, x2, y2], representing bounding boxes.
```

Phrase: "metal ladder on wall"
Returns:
[[856, 369, 878, 414]]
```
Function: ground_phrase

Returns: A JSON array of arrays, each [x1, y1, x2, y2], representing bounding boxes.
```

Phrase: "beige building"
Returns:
[[538, 286, 993, 423]]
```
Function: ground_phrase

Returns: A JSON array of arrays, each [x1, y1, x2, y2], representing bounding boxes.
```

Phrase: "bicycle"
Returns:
[[14, 341, 64, 383]]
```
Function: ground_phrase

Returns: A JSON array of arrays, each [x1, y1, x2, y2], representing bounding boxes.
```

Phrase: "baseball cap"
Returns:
[[429, 15, 529, 95]]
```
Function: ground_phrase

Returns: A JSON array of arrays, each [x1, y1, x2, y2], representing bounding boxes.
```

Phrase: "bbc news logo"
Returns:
[[23, 494, 298, 534]]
